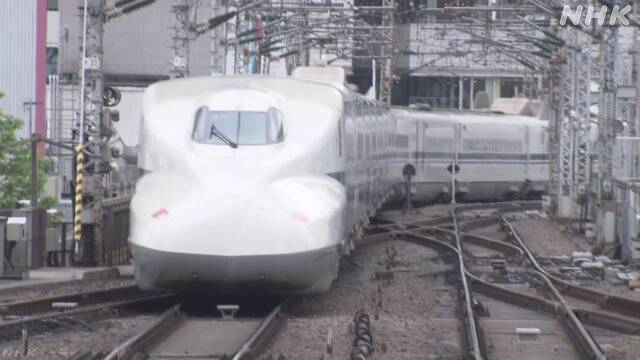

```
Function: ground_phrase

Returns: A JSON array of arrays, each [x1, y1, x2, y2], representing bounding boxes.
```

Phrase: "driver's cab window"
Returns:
[[192, 106, 285, 145]]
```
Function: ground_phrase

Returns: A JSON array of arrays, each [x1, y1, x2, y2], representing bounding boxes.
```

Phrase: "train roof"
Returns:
[[144, 72, 382, 110], [146, 75, 345, 108], [391, 106, 547, 126]]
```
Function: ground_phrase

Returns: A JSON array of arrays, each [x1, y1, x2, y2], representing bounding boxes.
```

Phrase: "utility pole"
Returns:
[[74, 0, 158, 264], [378, 0, 394, 104], [76, 0, 106, 265], [171, 0, 192, 78], [635, 27, 640, 138], [548, 44, 564, 218], [30, 134, 38, 209]]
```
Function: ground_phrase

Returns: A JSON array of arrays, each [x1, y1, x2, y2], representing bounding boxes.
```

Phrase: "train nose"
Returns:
[[131, 242, 339, 294], [131, 179, 342, 294]]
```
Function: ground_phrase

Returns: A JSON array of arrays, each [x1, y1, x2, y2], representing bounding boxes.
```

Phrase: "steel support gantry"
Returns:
[[555, 7, 593, 219], [595, 13, 620, 248]]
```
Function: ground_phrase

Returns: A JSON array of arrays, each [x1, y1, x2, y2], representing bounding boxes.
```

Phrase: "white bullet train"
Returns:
[[130, 67, 399, 294], [391, 107, 548, 203]]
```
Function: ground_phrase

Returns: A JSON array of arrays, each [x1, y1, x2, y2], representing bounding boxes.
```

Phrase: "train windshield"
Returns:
[[192, 106, 284, 146]]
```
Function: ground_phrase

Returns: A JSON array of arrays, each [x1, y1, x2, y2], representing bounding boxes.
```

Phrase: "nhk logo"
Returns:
[[560, 5, 632, 26]]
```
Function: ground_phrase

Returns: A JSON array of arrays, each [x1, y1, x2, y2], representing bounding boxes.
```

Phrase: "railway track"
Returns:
[[0, 285, 175, 341], [103, 302, 286, 360], [361, 201, 640, 359], [0, 285, 159, 317], [0, 282, 284, 358]]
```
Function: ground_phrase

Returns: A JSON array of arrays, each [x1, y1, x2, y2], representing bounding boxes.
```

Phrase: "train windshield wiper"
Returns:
[[209, 124, 238, 148]]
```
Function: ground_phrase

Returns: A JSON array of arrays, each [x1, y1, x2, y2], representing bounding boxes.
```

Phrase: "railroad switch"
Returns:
[[490, 259, 507, 271], [217, 304, 239, 320], [516, 328, 541, 343], [472, 298, 490, 317], [52, 302, 80, 310]]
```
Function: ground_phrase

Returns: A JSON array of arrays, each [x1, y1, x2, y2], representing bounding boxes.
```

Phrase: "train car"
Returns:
[[130, 67, 398, 294], [392, 107, 548, 203]]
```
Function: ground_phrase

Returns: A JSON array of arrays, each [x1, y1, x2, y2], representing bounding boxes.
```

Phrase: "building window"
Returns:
[[47, 0, 58, 11], [46, 47, 58, 75], [500, 78, 525, 98]]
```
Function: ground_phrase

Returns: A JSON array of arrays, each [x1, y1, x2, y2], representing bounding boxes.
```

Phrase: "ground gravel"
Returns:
[[265, 237, 462, 360], [0, 314, 156, 359], [0, 277, 135, 304]]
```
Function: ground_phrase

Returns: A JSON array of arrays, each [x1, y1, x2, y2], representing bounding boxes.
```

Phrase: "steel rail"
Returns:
[[104, 304, 184, 360], [498, 213, 640, 318], [373, 201, 542, 232], [498, 215, 606, 360], [405, 232, 640, 335], [0, 285, 150, 316], [365, 201, 640, 359], [450, 209, 485, 360], [427, 227, 524, 258], [360, 201, 541, 251], [105, 303, 285, 360], [0, 293, 175, 332], [233, 304, 287, 360], [435, 208, 640, 333]]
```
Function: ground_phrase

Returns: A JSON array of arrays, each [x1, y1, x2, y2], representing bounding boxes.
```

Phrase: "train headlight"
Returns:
[[151, 208, 169, 219], [292, 210, 308, 223]]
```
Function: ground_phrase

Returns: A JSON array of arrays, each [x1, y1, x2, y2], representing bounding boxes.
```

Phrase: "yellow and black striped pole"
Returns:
[[73, 144, 84, 257]]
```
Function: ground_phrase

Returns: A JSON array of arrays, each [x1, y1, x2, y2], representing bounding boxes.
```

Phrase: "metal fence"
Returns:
[[102, 197, 132, 266]]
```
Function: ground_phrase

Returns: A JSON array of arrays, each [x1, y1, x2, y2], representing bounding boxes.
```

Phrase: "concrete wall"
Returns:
[[0, 0, 47, 142], [59, 0, 221, 79], [395, 23, 526, 78]]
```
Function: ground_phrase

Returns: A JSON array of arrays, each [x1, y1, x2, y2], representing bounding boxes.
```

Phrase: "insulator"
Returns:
[[259, 46, 284, 55], [114, 0, 136, 7], [117, 0, 157, 14], [207, 11, 237, 31]]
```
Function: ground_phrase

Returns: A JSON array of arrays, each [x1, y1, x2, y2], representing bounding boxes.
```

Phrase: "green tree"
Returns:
[[0, 92, 49, 209]]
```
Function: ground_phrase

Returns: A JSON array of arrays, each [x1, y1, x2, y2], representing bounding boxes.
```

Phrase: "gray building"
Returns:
[[59, 1, 231, 83], [0, 0, 48, 141], [391, 1, 535, 109]]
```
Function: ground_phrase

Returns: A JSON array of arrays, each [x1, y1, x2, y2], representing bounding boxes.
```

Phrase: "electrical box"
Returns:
[[7, 217, 27, 242], [4, 216, 30, 279], [46, 227, 60, 251]]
